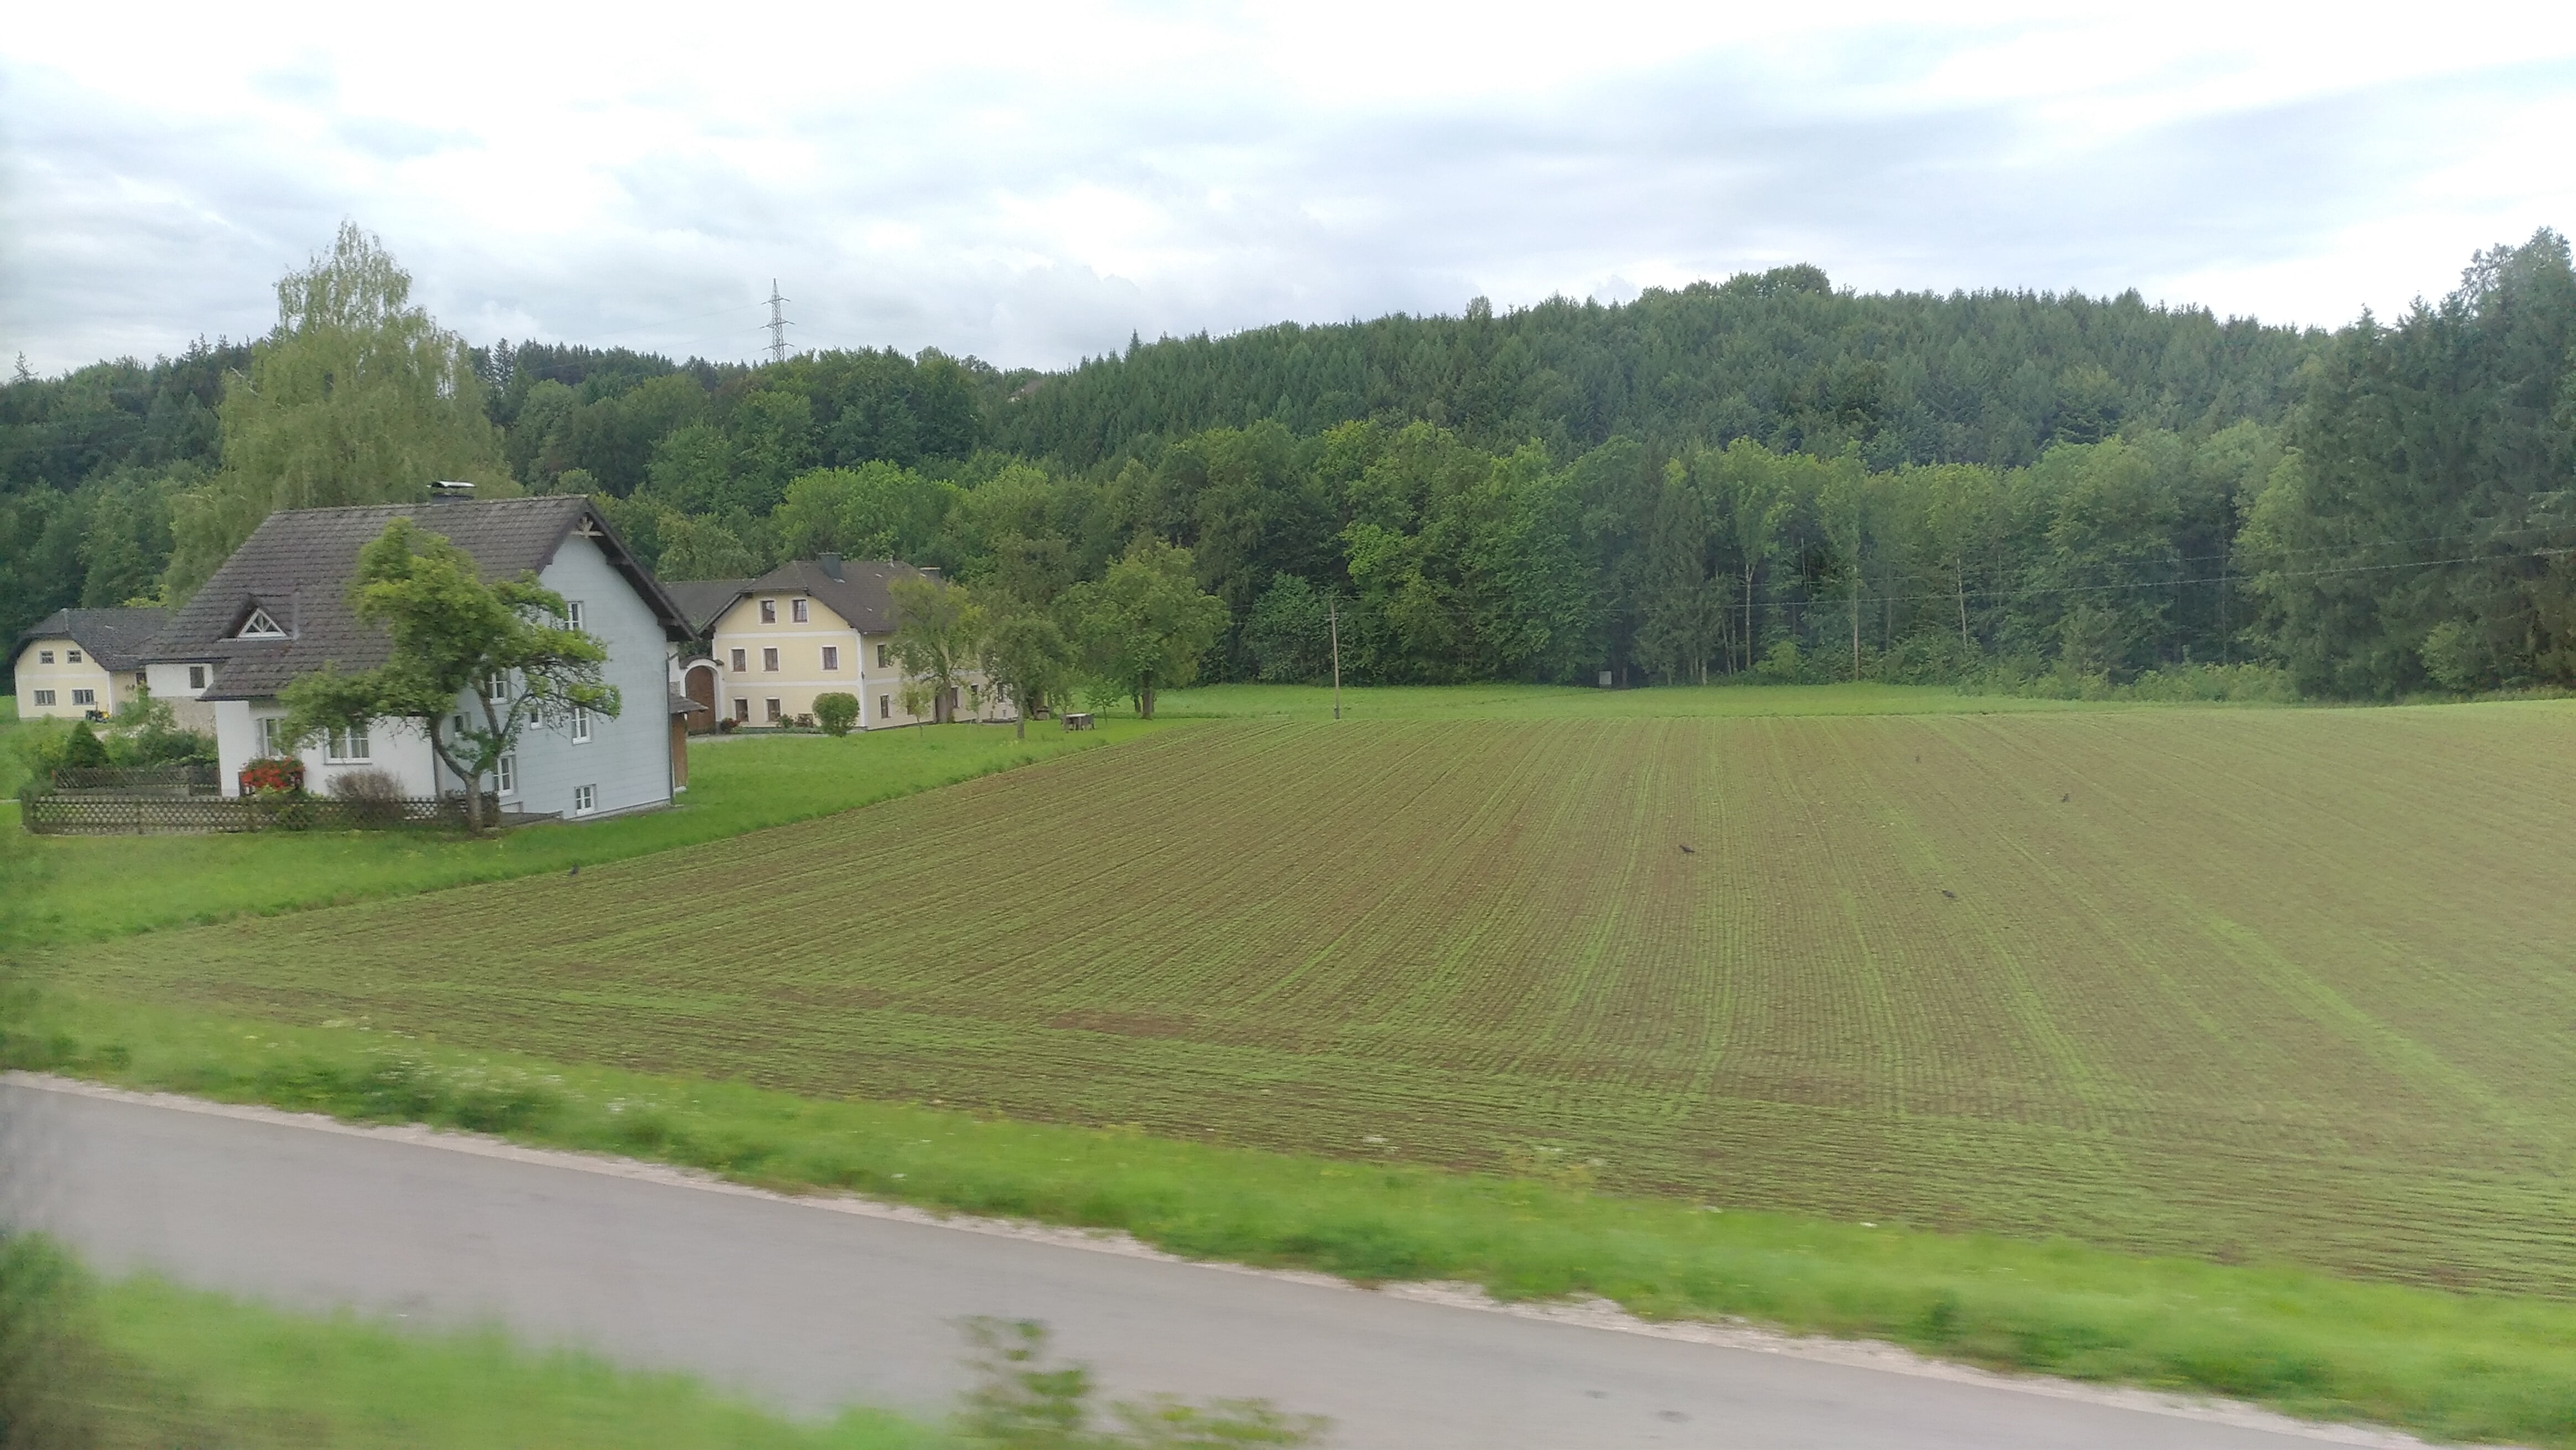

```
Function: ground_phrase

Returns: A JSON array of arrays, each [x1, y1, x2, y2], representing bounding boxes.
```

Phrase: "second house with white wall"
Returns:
[[682, 553, 1009, 731]]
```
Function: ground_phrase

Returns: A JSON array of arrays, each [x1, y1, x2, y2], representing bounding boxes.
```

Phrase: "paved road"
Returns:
[[3, 1078, 2412, 1449]]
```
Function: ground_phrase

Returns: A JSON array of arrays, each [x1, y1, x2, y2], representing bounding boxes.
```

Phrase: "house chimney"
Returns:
[[818, 552, 844, 581]]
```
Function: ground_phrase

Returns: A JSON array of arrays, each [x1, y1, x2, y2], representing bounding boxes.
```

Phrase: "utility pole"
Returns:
[[1329, 595, 1343, 721], [765, 280, 792, 364]]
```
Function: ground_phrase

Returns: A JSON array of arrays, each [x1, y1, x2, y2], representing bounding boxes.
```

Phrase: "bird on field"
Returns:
[[1679, 845, 1696, 855], [2061, 793, 2070, 802], [568, 864, 580, 878], [1941, 889, 1957, 899]]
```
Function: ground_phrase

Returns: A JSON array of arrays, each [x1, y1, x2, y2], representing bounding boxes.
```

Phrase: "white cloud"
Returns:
[[4, 2, 2574, 374]]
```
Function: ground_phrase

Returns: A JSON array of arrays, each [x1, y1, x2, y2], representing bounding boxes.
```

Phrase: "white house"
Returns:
[[143, 496, 697, 819], [672, 554, 1012, 731], [11, 608, 167, 721]]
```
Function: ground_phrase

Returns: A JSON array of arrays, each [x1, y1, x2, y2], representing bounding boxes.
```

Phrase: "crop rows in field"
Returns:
[[69, 704, 2576, 1294]]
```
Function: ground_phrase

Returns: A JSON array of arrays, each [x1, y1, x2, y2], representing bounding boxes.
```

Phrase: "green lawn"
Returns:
[[3, 717, 1175, 949], [36, 1260, 944, 1449]]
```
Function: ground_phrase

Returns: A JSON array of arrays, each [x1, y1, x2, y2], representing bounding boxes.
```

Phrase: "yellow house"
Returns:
[[688, 555, 1008, 730], [11, 608, 167, 721]]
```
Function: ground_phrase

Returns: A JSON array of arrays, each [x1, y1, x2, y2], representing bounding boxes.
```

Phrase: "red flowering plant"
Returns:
[[237, 757, 305, 796]]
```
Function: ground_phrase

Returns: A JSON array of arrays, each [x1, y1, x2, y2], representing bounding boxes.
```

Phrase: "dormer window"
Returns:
[[237, 608, 286, 639]]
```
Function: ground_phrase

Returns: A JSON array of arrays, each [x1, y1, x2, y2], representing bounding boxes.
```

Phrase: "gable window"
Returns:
[[326, 725, 370, 762], [729, 648, 747, 672], [497, 753, 517, 795], [485, 672, 507, 703], [258, 718, 284, 756], [237, 608, 285, 639], [36, 651, 51, 665], [759, 599, 777, 624], [566, 600, 586, 631], [762, 647, 779, 672], [70, 688, 96, 707], [188, 665, 207, 690], [65, 650, 82, 664], [573, 784, 596, 816], [879, 693, 891, 720], [571, 706, 593, 744], [822, 645, 839, 671], [29, 690, 53, 707], [765, 698, 782, 722], [875, 644, 890, 669], [791, 598, 809, 623], [734, 698, 749, 723]]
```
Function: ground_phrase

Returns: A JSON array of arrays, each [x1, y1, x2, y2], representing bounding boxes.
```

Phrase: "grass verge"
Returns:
[[11, 988, 2571, 1449], [2, 1235, 943, 1449], [0, 716, 1176, 949]]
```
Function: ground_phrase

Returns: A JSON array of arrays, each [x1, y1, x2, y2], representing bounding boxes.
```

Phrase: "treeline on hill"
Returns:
[[5, 226, 2571, 700]]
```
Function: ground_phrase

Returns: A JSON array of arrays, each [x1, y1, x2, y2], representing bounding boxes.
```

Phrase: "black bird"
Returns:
[[1679, 845, 1696, 855], [1941, 889, 1957, 899], [2061, 793, 2070, 802], [568, 864, 580, 878]]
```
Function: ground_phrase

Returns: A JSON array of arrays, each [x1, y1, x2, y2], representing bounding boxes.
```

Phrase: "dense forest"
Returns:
[[6, 226, 2571, 700]]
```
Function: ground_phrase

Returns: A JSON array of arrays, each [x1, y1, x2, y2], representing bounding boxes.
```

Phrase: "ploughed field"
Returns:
[[65, 703, 2576, 1294]]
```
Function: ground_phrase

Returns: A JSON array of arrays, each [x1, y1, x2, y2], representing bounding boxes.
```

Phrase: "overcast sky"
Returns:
[[6, 2, 2574, 376]]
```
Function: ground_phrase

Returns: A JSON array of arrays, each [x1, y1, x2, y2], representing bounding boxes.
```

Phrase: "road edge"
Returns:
[[3, 1071, 2443, 1449]]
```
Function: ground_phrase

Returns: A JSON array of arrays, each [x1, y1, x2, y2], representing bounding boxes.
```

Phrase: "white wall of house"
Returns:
[[495, 532, 676, 818], [214, 700, 438, 798], [12, 638, 136, 719], [143, 660, 221, 733]]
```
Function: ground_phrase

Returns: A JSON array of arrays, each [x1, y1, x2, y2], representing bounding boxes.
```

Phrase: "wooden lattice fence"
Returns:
[[17, 790, 503, 836], [49, 765, 219, 795]]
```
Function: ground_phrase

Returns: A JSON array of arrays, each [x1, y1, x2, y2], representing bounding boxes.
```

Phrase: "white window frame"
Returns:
[[258, 717, 284, 757], [733, 698, 749, 723], [566, 600, 586, 631], [65, 650, 82, 664], [326, 724, 371, 763], [572, 783, 596, 816], [485, 671, 507, 703], [187, 665, 207, 690], [37, 650, 53, 665], [760, 598, 777, 624], [766, 698, 782, 723], [875, 644, 890, 669], [879, 693, 891, 720], [30, 690, 54, 707], [571, 706, 593, 744], [791, 597, 809, 623], [237, 608, 285, 639], [70, 687, 96, 707], [762, 647, 780, 672], [730, 648, 747, 671], [822, 645, 839, 671], [497, 753, 517, 796]]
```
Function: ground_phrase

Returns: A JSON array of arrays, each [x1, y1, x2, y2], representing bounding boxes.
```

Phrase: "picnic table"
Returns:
[[1061, 712, 1095, 731]]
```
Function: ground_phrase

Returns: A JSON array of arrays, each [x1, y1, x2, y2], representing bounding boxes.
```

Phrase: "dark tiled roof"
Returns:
[[669, 691, 708, 715], [153, 497, 690, 701], [15, 608, 171, 671], [661, 578, 756, 636], [740, 557, 929, 635]]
